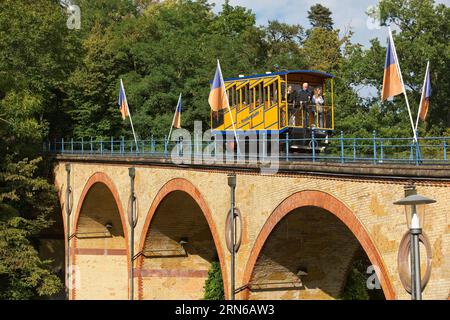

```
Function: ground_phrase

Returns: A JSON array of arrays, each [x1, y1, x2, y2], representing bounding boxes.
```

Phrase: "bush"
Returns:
[[203, 261, 224, 300]]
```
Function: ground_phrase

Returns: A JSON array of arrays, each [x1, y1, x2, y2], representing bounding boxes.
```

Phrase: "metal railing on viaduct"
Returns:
[[46, 132, 450, 166]]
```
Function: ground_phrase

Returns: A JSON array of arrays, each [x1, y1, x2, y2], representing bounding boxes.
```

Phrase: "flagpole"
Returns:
[[415, 61, 430, 132], [388, 27, 418, 143], [121, 79, 139, 152], [217, 60, 241, 155], [168, 93, 182, 142]]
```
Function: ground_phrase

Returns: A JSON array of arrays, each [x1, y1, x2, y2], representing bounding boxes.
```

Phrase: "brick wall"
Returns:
[[54, 162, 450, 300]]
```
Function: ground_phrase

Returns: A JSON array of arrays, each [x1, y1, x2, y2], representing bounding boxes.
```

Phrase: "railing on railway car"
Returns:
[[281, 104, 333, 130], [45, 132, 450, 166]]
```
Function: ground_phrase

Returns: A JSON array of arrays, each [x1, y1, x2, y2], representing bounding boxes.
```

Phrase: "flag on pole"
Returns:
[[208, 60, 241, 154], [208, 61, 229, 112], [381, 34, 404, 101], [118, 81, 129, 120], [418, 63, 431, 121], [117, 79, 139, 151], [173, 94, 182, 129]]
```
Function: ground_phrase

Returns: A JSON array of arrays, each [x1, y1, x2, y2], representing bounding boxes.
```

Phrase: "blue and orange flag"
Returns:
[[208, 60, 229, 112], [381, 34, 404, 101], [172, 94, 182, 129], [419, 62, 431, 121], [118, 79, 129, 120]]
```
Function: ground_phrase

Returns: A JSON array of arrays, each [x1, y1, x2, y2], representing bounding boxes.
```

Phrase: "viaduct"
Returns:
[[53, 155, 450, 300]]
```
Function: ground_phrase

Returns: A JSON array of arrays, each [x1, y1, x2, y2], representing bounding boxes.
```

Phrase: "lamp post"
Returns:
[[65, 163, 72, 300], [394, 184, 435, 300], [128, 167, 137, 300], [227, 173, 236, 300]]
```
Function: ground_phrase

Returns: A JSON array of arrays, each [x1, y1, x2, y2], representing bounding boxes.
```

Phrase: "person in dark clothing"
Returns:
[[287, 85, 296, 103], [286, 85, 298, 125], [296, 83, 313, 127]]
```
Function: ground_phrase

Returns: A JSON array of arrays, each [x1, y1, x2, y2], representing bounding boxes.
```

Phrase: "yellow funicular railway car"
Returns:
[[211, 70, 335, 153]]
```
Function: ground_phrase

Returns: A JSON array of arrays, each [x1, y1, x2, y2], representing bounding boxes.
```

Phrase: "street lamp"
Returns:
[[228, 173, 237, 300], [394, 184, 435, 300]]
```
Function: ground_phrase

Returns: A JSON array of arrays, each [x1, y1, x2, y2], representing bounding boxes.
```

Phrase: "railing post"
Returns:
[[62, 138, 65, 154], [285, 133, 289, 162], [178, 136, 182, 158], [100, 139, 103, 155], [111, 137, 114, 155], [311, 128, 316, 162], [81, 137, 84, 154], [164, 135, 168, 158], [90, 137, 93, 155], [416, 130, 422, 166], [444, 141, 447, 161], [415, 131, 420, 166], [380, 138, 384, 163], [410, 143, 414, 162], [353, 138, 356, 161], [340, 131, 344, 163], [71, 138, 74, 154], [54, 138, 57, 152], [151, 135, 155, 154], [372, 130, 377, 164], [262, 131, 266, 162], [121, 136, 125, 155], [214, 134, 217, 159]]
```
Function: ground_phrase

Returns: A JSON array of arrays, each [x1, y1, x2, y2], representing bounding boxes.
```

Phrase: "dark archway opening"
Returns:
[[139, 190, 223, 300], [248, 206, 385, 300], [74, 182, 128, 299]]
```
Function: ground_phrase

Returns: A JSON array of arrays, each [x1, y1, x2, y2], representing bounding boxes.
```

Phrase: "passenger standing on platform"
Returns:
[[296, 83, 312, 127], [312, 88, 324, 128], [287, 85, 297, 126], [287, 85, 296, 103]]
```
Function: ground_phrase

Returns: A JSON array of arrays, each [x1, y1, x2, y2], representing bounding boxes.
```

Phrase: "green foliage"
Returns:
[[67, 0, 267, 139], [0, 0, 65, 299], [263, 21, 306, 70], [303, 28, 348, 72], [341, 249, 385, 300], [203, 261, 224, 300], [380, 0, 450, 132], [307, 4, 334, 30], [341, 267, 370, 300], [333, 0, 450, 138], [0, 157, 62, 300]]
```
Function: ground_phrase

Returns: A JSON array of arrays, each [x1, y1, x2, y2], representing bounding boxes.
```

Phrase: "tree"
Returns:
[[203, 261, 224, 300], [377, 0, 450, 133], [67, 0, 265, 139], [212, 0, 256, 37], [0, 91, 62, 299], [307, 4, 334, 30], [341, 248, 385, 300], [263, 21, 306, 70], [0, 0, 78, 140], [303, 28, 348, 72], [0, 0, 69, 299]]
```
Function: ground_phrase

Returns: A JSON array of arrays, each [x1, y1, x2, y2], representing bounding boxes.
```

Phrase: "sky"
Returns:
[[209, 0, 450, 48]]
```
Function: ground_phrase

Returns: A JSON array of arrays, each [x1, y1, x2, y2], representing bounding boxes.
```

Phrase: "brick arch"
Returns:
[[137, 178, 228, 300], [241, 190, 396, 300], [71, 172, 130, 300]]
